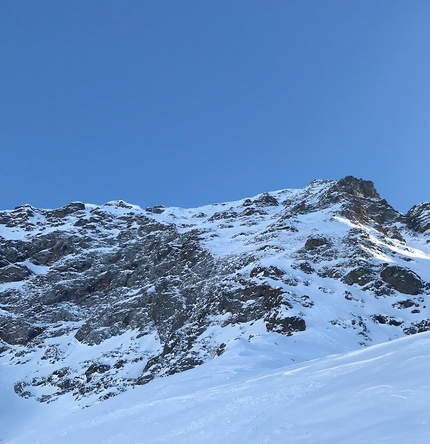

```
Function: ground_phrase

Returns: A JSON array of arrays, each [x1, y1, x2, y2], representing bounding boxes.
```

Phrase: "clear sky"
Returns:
[[1, 1, 429, 213]]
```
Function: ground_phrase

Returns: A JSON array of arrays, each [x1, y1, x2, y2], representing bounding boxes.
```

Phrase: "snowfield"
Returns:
[[3, 331, 430, 444]]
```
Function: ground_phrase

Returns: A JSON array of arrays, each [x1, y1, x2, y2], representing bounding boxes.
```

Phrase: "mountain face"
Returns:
[[1, 176, 429, 405]]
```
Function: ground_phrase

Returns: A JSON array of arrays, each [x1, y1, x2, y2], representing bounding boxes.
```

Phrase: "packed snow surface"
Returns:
[[3, 331, 430, 444]]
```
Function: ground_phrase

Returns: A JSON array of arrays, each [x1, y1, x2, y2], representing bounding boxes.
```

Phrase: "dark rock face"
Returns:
[[0, 264, 32, 283], [404, 319, 430, 335], [372, 314, 403, 326], [380, 266, 423, 295], [407, 203, 430, 234], [49, 202, 86, 219], [343, 267, 375, 287], [304, 236, 331, 251], [253, 192, 279, 207], [0, 176, 429, 405], [266, 315, 306, 335], [250, 266, 285, 279], [335, 176, 380, 199], [0, 319, 44, 345]]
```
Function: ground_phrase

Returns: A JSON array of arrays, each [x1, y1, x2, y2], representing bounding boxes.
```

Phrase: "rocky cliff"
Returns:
[[1, 176, 429, 404]]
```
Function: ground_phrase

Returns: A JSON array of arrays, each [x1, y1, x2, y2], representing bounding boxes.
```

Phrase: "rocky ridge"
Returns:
[[1, 176, 429, 404]]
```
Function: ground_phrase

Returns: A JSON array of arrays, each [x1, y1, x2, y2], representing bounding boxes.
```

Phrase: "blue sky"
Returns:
[[1, 1, 429, 212]]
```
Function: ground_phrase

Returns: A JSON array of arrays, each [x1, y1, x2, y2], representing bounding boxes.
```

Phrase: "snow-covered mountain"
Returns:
[[1, 175, 430, 441]]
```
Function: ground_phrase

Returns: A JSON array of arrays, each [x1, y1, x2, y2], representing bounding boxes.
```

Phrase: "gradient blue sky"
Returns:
[[1, 1, 429, 213]]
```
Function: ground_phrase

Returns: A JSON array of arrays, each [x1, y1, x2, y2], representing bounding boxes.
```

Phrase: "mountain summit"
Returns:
[[1, 176, 429, 405]]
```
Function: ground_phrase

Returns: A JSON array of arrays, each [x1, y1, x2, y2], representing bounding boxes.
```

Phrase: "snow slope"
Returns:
[[4, 331, 430, 444]]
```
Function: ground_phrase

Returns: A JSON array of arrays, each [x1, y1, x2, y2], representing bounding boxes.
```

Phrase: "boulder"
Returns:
[[343, 267, 374, 286], [380, 266, 423, 295], [304, 236, 330, 250]]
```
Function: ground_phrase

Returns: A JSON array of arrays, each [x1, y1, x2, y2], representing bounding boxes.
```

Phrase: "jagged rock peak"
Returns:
[[278, 176, 400, 229], [334, 176, 380, 199], [305, 176, 379, 199]]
